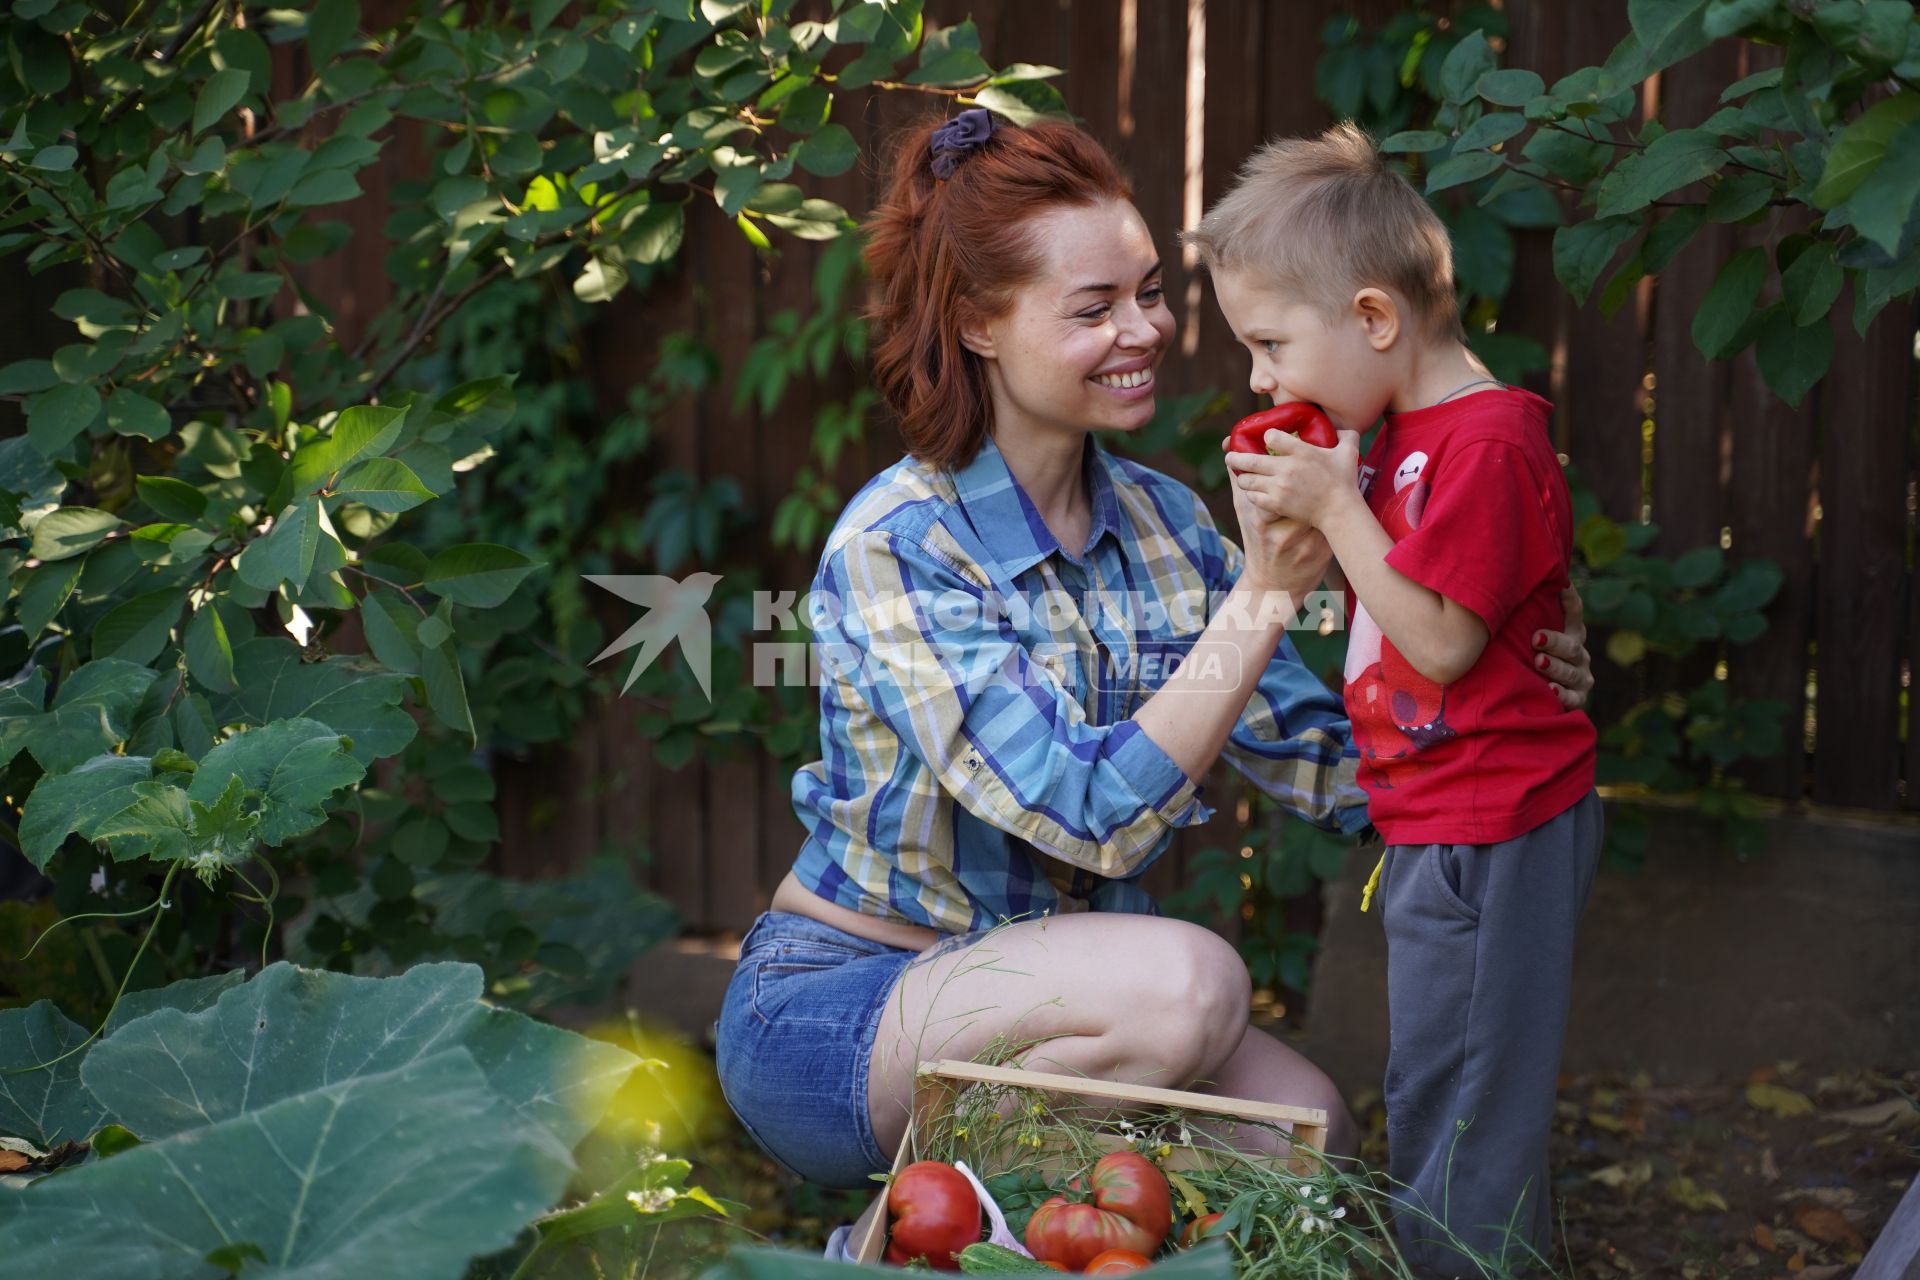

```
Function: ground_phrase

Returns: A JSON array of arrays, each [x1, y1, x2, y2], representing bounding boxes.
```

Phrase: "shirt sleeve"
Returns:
[[1383, 439, 1566, 635], [817, 529, 1213, 880], [1207, 523, 1372, 837]]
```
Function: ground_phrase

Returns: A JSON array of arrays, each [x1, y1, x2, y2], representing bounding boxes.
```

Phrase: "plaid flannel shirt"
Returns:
[[789, 432, 1369, 934]]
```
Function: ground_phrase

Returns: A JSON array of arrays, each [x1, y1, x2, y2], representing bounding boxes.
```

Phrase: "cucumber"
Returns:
[[956, 1243, 1058, 1274]]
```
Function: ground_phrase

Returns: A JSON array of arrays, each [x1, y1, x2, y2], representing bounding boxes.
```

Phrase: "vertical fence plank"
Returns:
[[1724, 343, 1818, 802], [1812, 303, 1913, 809]]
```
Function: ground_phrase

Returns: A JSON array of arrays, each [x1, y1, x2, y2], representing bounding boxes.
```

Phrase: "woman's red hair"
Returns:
[[862, 115, 1132, 473]]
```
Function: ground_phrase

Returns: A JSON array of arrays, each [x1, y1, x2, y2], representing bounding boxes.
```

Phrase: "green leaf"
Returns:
[[306, 0, 360, 64], [1426, 149, 1505, 193], [1812, 94, 1920, 209], [187, 717, 365, 847], [184, 605, 236, 693], [30, 144, 76, 171], [0, 659, 159, 774], [392, 816, 448, 866], [1454, 112, 1528, 153], [796, 123, 857, 177], [425, 543, 538, 608], [1853, 252, 1920, 335], [288, 404, 408, 493], [359, 585, 422, 674], [26, 382, 101, 454], [1476, 68, 1545, 106], [135, 475, 207, 522], [1380, 130, 1451, 153], [0, 359, 58, 395], [192, 67, 251, 137], [1691, 247, 1769, 358], [1704, 0, 1780, 40], [420, 602, 474, 741], [972, 80, 1068, 127], [1672, 545, 1725, 588], [211, 638, 415, 764], [17, 753, 153, 869], [1703, 171, 1775, 222], [0, 1001, 105, 1146], [1553, 217, 1640, 305], [30, 506, 120, 561], [573, 254, 629, 303], [333, 457, 436, 512], [1754, 304, 1832, 406], [622, 201, 686, 265], [93, 588, 184, 664], [1595, 128, 1724, 217], [16, 558, 84, 641], [1780, 240, 1843, 327], [1643, 204, 1707, 272], [1810, 0, 1912, 68], [1439, 31, 1496, 103], [104, 388, 171, 441], [84, 962, 635, 1149], [287, 167, 363, 208], [1836, 120, 1920, 255], [1715, 559, 1784, 612], [237, 495, 321, 589], [0, 1049, 571, 1277]]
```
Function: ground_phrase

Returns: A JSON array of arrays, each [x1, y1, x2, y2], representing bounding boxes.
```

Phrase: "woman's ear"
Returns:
[[957, 302, 997, 359], [1353, 288, 1400, 352]]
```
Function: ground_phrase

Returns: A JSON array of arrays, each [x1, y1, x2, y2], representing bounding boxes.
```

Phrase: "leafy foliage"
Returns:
[[1376, 0, 1920, 405], [0, 961, 663, 1280], [0, 1, 1059, 1265]]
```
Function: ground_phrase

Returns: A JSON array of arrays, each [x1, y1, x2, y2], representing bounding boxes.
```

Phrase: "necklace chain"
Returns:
[[1428, 376, 1505, 408]]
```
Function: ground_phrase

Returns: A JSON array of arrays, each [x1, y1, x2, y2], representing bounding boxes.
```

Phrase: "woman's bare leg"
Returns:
[[865, 913, 1351, 1161]]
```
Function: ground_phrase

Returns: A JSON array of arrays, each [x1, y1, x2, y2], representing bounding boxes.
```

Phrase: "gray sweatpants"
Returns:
[[1376, 789, 1604, 1278]]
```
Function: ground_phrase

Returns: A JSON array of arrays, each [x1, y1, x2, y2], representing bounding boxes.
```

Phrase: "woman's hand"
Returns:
[[1229, 471, 1332, 603], [1533, 585, 1594, 710]]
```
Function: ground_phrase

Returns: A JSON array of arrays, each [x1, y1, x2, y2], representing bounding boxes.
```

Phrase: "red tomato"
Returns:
[[1223, 402, 1339, 474], [1180, 1213, 1224, 1248], [884, 1160, 981, 1269], [1024, 1152, 1172, 1269], [1083, 1249, 1153, 1274]]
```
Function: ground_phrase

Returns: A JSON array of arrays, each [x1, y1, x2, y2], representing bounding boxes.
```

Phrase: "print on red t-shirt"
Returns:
[[1343, 387, 1596, 846]]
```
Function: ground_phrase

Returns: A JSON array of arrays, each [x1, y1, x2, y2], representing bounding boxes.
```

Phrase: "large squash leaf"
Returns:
[[82, 961, 636, 1148], [0, 1049, 573, 1279]]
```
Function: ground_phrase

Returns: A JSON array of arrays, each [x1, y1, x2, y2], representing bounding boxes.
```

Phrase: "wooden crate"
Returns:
[[850, 1059, 1330, 1265]]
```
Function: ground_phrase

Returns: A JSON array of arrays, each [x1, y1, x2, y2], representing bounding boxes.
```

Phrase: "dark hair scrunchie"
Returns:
[[928, 108, 998, 180]]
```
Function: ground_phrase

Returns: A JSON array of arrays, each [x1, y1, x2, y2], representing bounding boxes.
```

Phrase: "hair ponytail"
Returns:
[[861, 114, 1131, 473]]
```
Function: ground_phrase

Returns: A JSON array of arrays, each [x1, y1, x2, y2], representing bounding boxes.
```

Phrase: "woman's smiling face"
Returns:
[[963, 198, 1175, 438]]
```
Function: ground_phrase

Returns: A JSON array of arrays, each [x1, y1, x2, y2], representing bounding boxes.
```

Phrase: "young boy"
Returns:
[[1187, 123, 1603, 1276]]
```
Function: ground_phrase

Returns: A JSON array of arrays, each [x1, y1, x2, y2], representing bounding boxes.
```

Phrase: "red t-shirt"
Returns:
[[1343, 386, 1595, 845]]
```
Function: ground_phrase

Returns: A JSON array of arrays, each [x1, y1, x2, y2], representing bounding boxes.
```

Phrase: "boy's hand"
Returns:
[[1223, 427, 1363, 527]]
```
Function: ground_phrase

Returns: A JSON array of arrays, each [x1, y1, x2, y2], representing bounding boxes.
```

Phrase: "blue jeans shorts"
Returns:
[[714, 911, 924, 1187]]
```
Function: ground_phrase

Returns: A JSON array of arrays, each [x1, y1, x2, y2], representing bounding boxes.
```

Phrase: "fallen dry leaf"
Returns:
[[1666, 1176, 1731, 1213], [1753, 1223, 1778, 1252], [1590, 1160, 1654, 1190], [1760, 1146, 1781, 1182], [1826, 1097, 1919, 1128], [1788, 1203, 1864, 1252], [0, 1151, 26, 1173], [1747, 1082, 1816, 1118], [1778, 1186, 1857, 1209], [1787, 1247, 1806, 1271]]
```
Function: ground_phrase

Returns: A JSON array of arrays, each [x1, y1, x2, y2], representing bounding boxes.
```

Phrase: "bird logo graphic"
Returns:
[[583, 572, 724, 699]]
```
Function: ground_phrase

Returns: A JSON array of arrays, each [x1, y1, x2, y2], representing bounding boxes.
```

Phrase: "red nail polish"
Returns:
[[1534, 631, 1546, 647], [1537, 655, 1549, 670]]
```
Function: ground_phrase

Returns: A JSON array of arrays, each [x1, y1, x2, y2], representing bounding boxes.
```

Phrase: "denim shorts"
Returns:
[[714, 911, 923, 1187]]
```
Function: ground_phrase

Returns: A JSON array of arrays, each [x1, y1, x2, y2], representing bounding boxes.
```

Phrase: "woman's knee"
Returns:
[[1118, 923, 1251, 1081]]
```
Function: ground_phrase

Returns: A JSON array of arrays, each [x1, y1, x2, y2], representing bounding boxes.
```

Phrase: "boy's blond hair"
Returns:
[[1184, 122, 1464, 343]]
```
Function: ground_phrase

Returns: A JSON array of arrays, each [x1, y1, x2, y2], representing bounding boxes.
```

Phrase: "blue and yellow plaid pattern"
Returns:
[[789, 433, 1369, 935]]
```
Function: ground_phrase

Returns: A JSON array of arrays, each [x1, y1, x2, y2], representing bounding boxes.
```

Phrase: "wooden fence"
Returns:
[[480, 0, 1920, 932]]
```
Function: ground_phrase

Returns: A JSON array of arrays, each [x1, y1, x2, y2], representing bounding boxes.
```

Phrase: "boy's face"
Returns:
[[1210, 270, 1395, 431]]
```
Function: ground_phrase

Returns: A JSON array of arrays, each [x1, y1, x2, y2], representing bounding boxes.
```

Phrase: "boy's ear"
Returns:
[[1353, 288, 1400, 352]]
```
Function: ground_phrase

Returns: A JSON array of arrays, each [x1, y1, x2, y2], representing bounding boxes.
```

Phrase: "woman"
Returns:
[[714, 111, 1592, 1201]]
